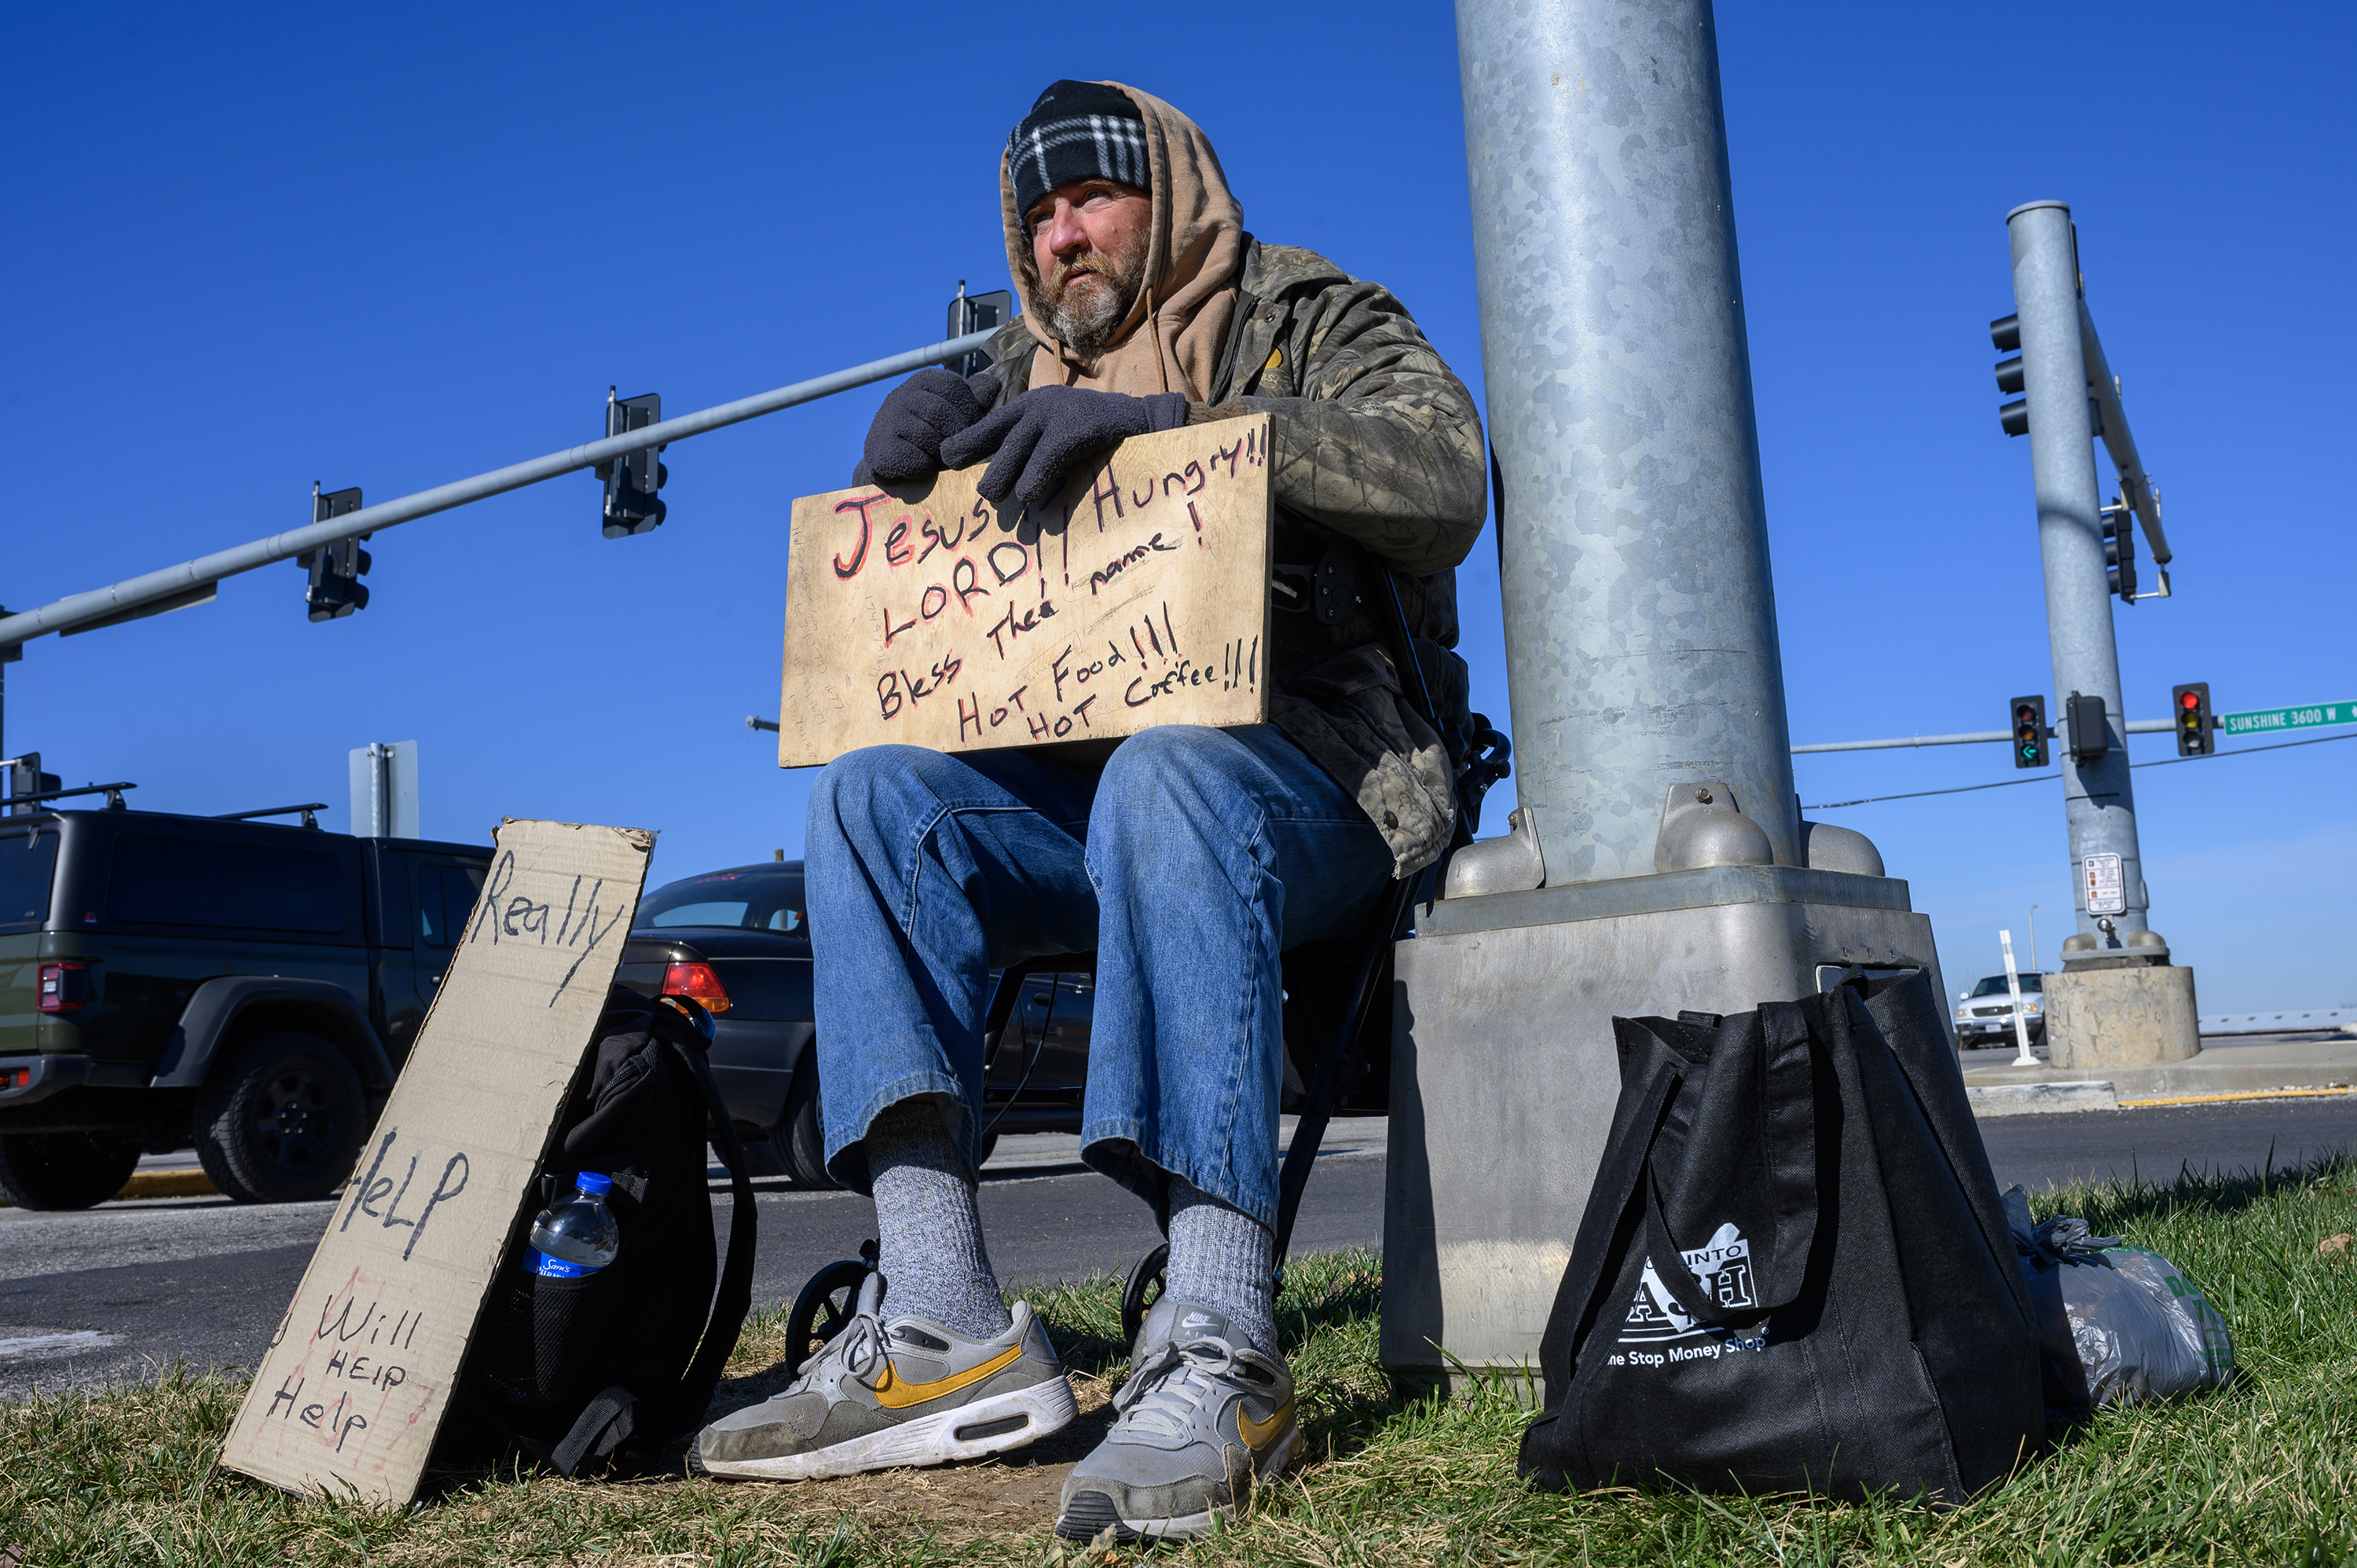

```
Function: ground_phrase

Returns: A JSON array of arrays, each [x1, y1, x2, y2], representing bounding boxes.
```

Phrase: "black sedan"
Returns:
[[617, 859, 1091, 1186]]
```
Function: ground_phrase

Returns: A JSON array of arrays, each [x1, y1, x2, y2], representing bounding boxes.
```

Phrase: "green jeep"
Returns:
[[0, 806, 489, 1210]]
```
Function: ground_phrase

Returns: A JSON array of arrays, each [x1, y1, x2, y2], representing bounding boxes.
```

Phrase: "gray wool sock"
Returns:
[[865, 1100, 1012, 1341], [1165, 1176, 1280, 1358]]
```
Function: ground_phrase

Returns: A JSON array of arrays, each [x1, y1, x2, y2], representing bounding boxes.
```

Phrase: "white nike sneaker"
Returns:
[[695, 1273, 1076, 1481], [1055, 1297, 1299, 1542]]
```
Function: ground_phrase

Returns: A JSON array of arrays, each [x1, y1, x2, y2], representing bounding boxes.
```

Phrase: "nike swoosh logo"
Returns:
[[871, 1344, 1026, 1409], [1237, 1397, 1294, 1450]]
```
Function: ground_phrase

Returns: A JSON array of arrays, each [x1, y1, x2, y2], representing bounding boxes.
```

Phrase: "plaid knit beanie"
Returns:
[[1007, 81, 1149, 229]]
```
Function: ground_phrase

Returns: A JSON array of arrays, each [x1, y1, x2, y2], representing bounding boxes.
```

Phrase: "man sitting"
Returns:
[[697, 79, 1484, 1544]]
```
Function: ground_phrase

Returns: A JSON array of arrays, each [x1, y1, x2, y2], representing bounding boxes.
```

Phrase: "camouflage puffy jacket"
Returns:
[[977, 240, 1487, 876]]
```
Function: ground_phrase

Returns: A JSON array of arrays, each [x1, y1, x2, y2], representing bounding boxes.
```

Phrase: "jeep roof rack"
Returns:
[[212, 802, 329, 829], [3, 780, 135, 811]]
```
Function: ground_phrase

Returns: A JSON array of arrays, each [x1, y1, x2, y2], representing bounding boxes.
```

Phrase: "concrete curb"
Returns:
[[1969, 1082, 2121, 1117], [117, 1170, 218, 1200], [2118, 1086, 2355, 1109]]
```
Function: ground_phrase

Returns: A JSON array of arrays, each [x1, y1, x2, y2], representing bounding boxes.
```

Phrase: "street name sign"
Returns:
[[775, 416, 1274, 769], [2218, 700, 2355, 738]]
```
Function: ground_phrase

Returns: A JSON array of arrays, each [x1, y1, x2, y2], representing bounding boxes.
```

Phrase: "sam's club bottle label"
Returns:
[[527, 1247, 596, 1278]]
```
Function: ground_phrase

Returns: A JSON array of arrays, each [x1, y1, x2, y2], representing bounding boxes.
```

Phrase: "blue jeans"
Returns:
[[804, 724, 1393, 1229]]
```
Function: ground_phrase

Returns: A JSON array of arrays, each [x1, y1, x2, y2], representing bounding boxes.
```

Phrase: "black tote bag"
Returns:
[[1518, 970, 2044, 1504]]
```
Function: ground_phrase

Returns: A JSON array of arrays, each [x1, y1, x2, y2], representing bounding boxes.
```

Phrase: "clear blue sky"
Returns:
[[8, 3, 2350, 1011]]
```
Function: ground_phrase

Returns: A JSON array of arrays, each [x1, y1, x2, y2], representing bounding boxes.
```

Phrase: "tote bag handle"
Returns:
[[1639, 1000, 1820, 1328], [1535, 1021, 1693, 1387]]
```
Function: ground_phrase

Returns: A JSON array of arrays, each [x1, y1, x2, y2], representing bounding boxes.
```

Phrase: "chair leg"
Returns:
[[1270, 870, 1429, 1266]]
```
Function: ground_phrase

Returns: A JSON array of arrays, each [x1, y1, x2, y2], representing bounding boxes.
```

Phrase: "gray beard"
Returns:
[[1041, 246, 1148, 361]]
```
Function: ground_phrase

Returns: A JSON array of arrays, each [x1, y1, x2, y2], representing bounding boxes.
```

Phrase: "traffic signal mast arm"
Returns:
[[1791, 718, 2179, 753], [2078, 299, 2172, 570], [0, 324, 1002, 652], [1993, 300, 2174, 588]]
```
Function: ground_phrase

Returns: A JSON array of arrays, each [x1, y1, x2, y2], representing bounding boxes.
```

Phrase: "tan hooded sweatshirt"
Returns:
[[999, 82, 1245, 403]]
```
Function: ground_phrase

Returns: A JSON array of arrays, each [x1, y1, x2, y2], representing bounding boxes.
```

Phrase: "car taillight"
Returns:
[[1, 1066, 29, 1089], [38, 961, 90, 1014], [662, 961, 731, 1014]]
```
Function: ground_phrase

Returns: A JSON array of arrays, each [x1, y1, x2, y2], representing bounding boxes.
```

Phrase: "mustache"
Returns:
[[1047, 255, 1120, 293]]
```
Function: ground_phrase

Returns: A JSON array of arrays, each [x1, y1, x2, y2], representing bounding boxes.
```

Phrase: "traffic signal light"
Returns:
[[1989, 313, 2104, 438], [1989, 316, 2027, 434], [2172, 683, 2213, 757], [2100, 497, 2139, 602], [944, 284, 1013, 379], [599, 390, 666, 537], [2066, 691, 2110, 764], [298, 485, 370, 621], [2009, 694, 2049, 769], [1990, 315, 2029, 435]]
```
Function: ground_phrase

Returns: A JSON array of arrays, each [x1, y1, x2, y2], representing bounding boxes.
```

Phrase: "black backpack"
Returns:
[[1518, 970, 2045, 1504], [449, 986, 757, 1476]]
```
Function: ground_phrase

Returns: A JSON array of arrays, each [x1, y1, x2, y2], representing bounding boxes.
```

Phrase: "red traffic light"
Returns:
[[2171, 683, 2213, 757]]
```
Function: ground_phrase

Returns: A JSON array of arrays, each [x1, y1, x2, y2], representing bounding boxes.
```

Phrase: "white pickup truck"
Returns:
[[1955, 972, 2045, 1049]]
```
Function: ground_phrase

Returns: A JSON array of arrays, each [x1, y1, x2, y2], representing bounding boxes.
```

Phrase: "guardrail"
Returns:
[[2199, 1008, 2355, 1037]]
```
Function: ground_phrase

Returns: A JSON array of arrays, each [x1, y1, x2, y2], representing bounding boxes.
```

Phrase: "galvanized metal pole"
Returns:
[[0, 326, 1000, 652], [1791, 717, 2175, 753], [1387, 0, 1947, 1399], [1461, 0, 1798, 884], [2007, 201, 2149, 940]]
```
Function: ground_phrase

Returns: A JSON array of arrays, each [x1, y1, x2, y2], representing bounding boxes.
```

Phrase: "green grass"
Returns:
[[3, 1156, 2353, 1566]]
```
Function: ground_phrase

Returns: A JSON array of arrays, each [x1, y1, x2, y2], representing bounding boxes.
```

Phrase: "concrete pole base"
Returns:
[[2045, 964, 2201, 1069], [1380, 866, 1947, 1394]]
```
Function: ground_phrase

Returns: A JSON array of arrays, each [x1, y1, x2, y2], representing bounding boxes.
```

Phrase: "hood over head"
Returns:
[[999, 81, 1244, 401]]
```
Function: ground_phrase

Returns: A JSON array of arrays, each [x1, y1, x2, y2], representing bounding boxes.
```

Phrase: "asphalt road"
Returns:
[[5, 1097, 2352, 1403], [0, 1120, 1388, 1403]]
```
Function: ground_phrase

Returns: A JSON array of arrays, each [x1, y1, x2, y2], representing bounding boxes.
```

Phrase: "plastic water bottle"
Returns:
[[525, 1171, 621, 1277]]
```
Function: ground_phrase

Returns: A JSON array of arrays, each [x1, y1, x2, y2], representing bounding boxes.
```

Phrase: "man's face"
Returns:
[[1027, 178, 1151, 359]]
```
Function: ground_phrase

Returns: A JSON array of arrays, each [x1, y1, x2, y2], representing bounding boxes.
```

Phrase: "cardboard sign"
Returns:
[[775, 414, 1274, 769], [218, 818, 654, 1505]]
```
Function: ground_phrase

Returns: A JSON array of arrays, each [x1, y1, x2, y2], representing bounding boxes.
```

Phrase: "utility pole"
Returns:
[[1384, 0, 1947, 1397], [2007, 203, 2156, 951], [1999, 202, 2197, 1068]]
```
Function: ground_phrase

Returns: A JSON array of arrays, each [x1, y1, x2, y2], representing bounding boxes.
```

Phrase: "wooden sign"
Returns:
[[218, 819, 654, 1505], [775, 414, 1273, 768]]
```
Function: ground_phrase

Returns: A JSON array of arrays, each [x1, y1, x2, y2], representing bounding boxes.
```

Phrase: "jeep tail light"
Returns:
[[38, 961, 90, 1014], [662, 961, 731, 1014]]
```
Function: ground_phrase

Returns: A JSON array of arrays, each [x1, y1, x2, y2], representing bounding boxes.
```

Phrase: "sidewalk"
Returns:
[[1962, 1032, 2357, 1105]]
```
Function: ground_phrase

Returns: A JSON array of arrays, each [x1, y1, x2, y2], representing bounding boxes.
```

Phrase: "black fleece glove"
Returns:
[[938, 385, 1189, 507], [852, 368, 999, 486]]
